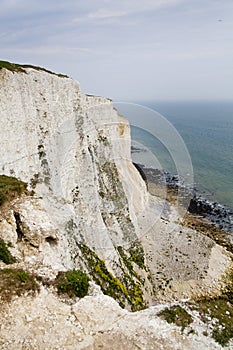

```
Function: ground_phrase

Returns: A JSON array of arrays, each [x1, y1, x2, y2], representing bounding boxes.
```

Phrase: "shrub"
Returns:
[[0, 268, 40, 302], [0, 239, 16, 264], [55, 270, 90, 298], [0, 175, 27, 206]]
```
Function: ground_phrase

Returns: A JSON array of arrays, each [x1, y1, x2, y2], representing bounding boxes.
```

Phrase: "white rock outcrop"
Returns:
[[1, 286, 232, 350]]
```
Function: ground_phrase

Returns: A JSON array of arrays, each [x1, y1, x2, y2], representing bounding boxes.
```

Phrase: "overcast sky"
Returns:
[[1, 0, 233, 101]]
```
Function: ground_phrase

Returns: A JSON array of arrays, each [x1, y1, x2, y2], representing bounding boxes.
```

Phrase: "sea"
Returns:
[[115, 100, 233, 213]]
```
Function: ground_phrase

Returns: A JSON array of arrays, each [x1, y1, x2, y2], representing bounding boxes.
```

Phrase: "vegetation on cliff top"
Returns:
[[0, 60, 68, 78]]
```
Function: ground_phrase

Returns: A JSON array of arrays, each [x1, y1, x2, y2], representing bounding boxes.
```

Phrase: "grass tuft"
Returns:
[[0, 268, 40, 302], [158, 305, 193, 332]]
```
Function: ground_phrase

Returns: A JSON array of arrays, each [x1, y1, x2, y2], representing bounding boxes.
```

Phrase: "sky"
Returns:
[[1, 0, 233, 101]]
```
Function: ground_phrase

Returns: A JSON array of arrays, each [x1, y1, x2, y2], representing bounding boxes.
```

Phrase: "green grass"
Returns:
[[55, 270, 90, 298], [0, 268, 40, 302], [0, 239, 16, 264], [191, 297, 233, 346], [0, 60, 25, 72], [158, 305, 193, 332], [0, 175, 27, 206], [0, 60, 68, 77]]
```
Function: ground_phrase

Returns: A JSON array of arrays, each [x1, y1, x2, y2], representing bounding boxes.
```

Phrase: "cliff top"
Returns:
[[0, 60, 69, 78]]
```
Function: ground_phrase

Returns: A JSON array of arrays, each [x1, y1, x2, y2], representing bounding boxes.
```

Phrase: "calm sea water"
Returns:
[[129, 100, 233, 210]]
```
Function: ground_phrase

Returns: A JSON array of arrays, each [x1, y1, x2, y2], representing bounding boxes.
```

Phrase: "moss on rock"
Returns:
[[0, 239, 16, 264], [78, 243, 146, 311]]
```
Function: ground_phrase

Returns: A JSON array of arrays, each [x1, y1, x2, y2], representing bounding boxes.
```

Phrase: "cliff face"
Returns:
[[0, 66, 153, 309], [1, 68, 147, 234], [0, 65, 232, 312], [0, 67, 148, 231]]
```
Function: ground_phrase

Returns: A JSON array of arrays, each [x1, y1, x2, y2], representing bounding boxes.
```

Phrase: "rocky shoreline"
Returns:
[[133, 161, 233, 235]]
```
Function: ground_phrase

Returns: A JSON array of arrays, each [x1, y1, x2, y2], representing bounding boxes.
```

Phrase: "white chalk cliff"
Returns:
[[0, 64, 232, 349]]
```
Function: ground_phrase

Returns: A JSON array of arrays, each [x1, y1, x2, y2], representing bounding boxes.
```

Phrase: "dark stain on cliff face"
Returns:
[[14, 211, 24, 242], [37, 144, 51, 186]]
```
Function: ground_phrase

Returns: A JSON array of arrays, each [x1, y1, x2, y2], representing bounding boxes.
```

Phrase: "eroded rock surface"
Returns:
[[1, 284, 232, 350]]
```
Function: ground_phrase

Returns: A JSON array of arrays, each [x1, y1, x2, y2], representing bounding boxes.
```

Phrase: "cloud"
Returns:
[[0, 0, 76, 20], [97, 0, 184, 14], [1, 0, 233, 100], [0, 46, 92, 57], [0, 0, 43, 17], [73, 0, 184, 24], [73, 9, 128, 25], [88, 9, 127, 20]]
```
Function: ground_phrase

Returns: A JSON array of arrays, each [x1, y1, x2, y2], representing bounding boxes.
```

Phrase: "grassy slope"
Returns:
[[0, 60, 68, 78]]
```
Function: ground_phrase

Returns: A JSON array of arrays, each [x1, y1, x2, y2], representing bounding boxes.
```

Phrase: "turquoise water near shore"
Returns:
[[130, 100, 233, 210]]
